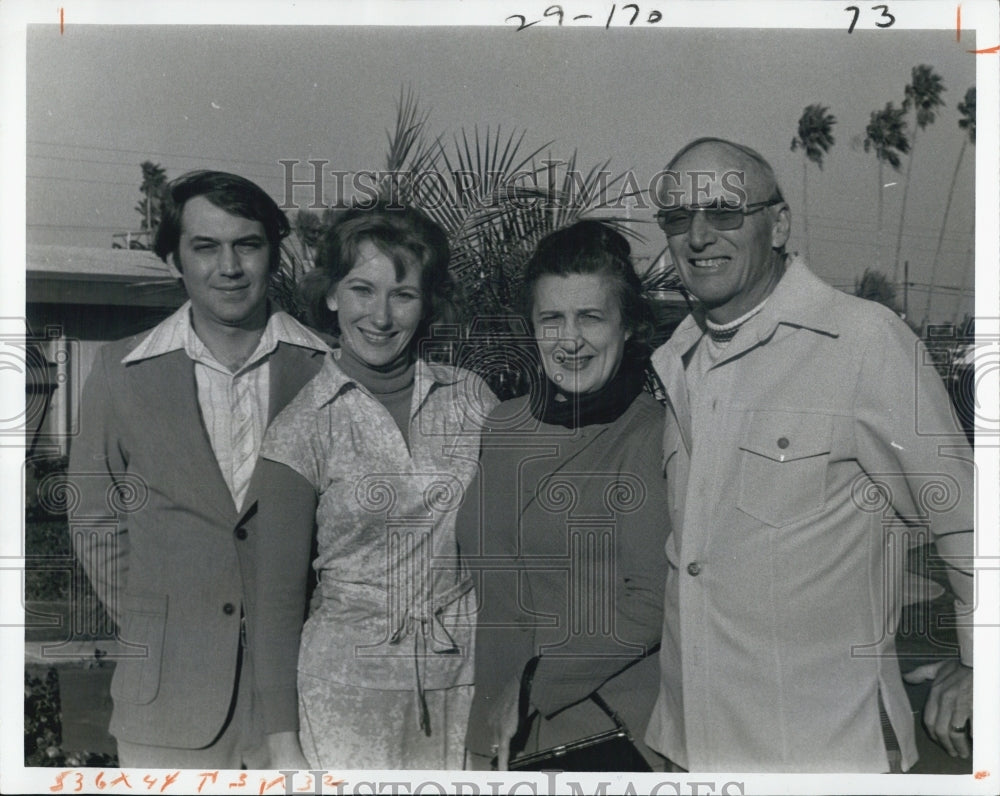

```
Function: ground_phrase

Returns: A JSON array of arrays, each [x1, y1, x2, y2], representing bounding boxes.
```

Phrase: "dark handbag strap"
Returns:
[[587, 642, 660, 740], [589, 691, 632, 738]]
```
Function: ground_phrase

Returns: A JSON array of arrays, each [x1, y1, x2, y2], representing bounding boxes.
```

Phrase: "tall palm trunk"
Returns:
[[953, 220, 974, 325], [891, 129, 918, 284], [790, 103, 836, 263], [875, 160, 884, 271], [801, 160, 810, 262], [923, 136, 968, 325]]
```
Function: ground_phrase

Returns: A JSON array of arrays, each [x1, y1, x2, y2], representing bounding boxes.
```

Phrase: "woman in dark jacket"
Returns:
[[460, 220, 670, 771]]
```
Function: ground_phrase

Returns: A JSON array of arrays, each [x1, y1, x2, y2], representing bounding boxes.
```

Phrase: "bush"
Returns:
[[25, 518, 73, 603], [24, 667, 62, 766], [24, 667, 118, 768], [25, 455, 75, 604], [24, 454, 112, 638]]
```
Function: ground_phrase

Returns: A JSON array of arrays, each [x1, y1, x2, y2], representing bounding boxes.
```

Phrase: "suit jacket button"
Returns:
[[687, 562, 702, 576], [223, 602, 236, 615], [235, 526, 248, 540]]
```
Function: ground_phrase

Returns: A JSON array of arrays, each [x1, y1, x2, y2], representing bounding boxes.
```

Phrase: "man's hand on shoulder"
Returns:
[[904, 659, 972, 758]]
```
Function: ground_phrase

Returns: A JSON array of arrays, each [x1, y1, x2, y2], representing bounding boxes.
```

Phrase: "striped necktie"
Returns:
[[230, 374, 257, 510]]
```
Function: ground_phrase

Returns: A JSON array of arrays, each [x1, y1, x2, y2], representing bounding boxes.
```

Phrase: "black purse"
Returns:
[[509, 693, 652, 772]]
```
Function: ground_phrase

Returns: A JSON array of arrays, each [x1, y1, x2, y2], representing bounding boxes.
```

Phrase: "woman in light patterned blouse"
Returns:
[[248, 203, 497, 770]]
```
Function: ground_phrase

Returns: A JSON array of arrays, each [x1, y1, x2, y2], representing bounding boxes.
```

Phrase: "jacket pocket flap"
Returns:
[[738, 411, 832, 463], [112, 592, 168, 706]]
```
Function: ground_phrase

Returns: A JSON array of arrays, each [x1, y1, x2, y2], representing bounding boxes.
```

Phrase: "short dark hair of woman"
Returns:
[[520, 219, 656, 357], [299, 202, 459, 346], [154, 170, 291, 272]]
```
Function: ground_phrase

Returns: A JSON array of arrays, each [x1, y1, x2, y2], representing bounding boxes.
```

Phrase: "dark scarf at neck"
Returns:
[[336, 342, 415, 395], [535, 356, 646, 429]]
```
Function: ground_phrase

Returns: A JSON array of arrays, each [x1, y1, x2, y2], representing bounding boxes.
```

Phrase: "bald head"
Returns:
[[656, 137, 792, 324], [658, 137, 785, 209]]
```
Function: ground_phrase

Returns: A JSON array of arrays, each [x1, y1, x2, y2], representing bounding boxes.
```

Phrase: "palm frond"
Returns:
[[376, 88, 655, 398], [792, 103, 837, 169], [904, 64, 946, 131], [384, 85, 433, 173], [864, 102, 910, 172], [957, 87, 976, 144], [269, 238, 314, 323]]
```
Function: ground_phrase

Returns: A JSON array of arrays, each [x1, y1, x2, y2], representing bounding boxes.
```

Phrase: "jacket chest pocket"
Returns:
[[736, 411, 832, 527]]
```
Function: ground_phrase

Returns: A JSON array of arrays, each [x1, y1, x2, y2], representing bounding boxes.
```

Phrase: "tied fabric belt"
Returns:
[[388, 576, 474, 736], [319, 575, 474, 737]]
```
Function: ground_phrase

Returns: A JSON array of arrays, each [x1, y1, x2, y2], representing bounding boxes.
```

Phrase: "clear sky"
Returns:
[[21, 8, 983, 323]]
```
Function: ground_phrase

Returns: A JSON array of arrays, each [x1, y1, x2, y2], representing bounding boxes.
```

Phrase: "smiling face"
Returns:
[[176, 195, 272, 335], [532, 272, 630, 396], [326, 239, 424, 367], [659, 142, 790, 324]]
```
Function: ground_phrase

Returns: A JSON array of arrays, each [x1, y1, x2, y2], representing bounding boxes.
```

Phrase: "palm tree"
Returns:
[[268, 207, 337, 323], [790, 104, 837, 263], [293, 208, 324, 252], [375, 90, 643, 399], [892, 65, 946, 284], [135, 161, 168, 241], [863, 103, 910, 274], [923, 87, 975, 327], [855, 267, 902, 315], [267, 88, 681, 399]]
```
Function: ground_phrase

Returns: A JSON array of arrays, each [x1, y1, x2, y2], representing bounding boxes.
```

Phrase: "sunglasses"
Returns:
[[655, 197, 783, 236]]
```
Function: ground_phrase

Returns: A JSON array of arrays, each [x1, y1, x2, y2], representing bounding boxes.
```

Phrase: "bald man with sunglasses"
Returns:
[[644, 138, 974, 772]]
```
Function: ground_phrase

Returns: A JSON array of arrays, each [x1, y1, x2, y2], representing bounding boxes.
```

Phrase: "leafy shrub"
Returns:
[[25, 455, 73, 603], [24, 667, 118, 768], [24, 455, 111, 636], [24, 667, 62, 766]]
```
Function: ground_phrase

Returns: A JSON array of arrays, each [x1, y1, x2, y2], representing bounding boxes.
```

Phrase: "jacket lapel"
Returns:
[[652, 338, 693, 455], [126, 344, 326, 528], [127, 349, 237, 525], [237, 342, 326, 517], [267, 343, 326, 424]]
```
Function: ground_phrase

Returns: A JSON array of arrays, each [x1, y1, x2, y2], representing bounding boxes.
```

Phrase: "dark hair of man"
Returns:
[[153, 170, 291, 272], [520, 219, 656, 357], [298, 202, 458, 346]]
